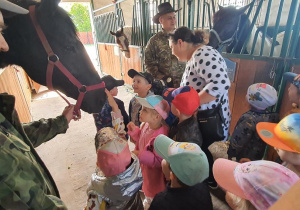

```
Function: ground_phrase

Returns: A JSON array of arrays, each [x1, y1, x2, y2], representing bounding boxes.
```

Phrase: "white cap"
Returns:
[[0, 0, 28, 14], [247, 83, 278, 110]]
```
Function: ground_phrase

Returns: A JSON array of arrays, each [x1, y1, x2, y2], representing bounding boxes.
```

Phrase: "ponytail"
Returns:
[[169, 26, 208, 45]]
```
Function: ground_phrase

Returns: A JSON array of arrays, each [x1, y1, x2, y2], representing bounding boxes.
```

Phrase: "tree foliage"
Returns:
[[69, 3, 91, 32]]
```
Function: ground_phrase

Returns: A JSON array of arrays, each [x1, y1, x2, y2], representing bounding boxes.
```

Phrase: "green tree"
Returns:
[[69, 3, 91, 32]]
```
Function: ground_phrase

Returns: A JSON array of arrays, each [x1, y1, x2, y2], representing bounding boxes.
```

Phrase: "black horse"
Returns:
[[208, 4, 250, 54], [0, 0, 107, 113], [209, 4, 300, 57]]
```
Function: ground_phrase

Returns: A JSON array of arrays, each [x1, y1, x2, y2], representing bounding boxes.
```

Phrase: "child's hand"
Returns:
[[127, 122, 136, 132], [105, 89, 118, 112], [132, 150, 140, 156]]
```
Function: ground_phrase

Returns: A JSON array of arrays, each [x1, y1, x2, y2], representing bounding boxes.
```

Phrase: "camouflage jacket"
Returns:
[[144, 29, 186, 88], [0, 93, 68, 209], [227, 110, 279, 161]]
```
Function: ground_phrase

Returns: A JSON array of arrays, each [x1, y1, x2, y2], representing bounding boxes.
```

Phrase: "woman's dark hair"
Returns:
[[169, 26, 206, 45]]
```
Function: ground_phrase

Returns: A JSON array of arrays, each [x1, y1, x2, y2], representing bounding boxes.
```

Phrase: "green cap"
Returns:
[[154, 134, 209, 186]]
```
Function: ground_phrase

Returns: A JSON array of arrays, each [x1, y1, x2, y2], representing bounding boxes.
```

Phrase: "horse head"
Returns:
[[208, 4, 251, 53], [110, 26, 130, 58], [0, 0, 107, 114]]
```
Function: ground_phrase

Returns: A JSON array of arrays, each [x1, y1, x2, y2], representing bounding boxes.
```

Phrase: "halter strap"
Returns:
[[210, 15, 242, 52], [29, 5, 105, 115]]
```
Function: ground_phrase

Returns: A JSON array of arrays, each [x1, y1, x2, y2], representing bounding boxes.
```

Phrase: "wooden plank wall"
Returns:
[[0, 66, 31, 123], [98, 43, 122, 79], [98, 43, 142, 85], [121, 46, 142, 85]]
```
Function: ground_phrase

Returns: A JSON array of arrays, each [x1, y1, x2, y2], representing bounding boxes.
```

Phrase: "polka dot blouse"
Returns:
[[180, 45, 231, 140]]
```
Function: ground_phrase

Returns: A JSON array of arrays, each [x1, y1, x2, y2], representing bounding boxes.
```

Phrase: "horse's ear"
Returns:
[[218, 4, 224, 10], [120, 26, 123, 33], [110, 31, 116, 36], [40, 0, 61, 15], [237, 3, 250, 15]]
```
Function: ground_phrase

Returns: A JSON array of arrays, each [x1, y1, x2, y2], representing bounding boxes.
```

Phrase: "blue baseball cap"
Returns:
[[283, 72, 300, 89]]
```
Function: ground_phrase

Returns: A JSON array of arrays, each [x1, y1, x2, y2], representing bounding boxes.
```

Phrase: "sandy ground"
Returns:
[[32, 45, 229, 209]]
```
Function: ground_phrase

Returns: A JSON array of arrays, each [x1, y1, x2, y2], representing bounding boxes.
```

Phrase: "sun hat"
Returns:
[[154, 134, 209, 186], [135, 95, 170, 120], [283, 72, 300, 89], [256, 113, 300, 153], [128, 69, 153, 85], [95, 127, 131, 177], [162, 86, 200, 115], [0, 0, 28, 14], [102, 75, 124, 91], [213, 159, 299, 210], [246, 83, 278, 110], [152, 2, 182, 24]]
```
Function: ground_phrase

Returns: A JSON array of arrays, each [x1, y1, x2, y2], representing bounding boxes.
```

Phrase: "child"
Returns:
[[213, 158, 299, 210], [93, 75, 129, 132], [128, 69, 154, 126], [257, 113, 300, 176], [163, 86, 202, 146], [227, 83, 279, 161], [264, 73, 300, 161], [85, 127, 143, 209], [127, 95, 169, 209], [164, 85, 220, 189], [284, 72, 300, 113], [150, 135, 212, 210]]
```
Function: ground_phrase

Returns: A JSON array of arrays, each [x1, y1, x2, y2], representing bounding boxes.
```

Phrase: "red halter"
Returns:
[[29, 6, 105, 116]]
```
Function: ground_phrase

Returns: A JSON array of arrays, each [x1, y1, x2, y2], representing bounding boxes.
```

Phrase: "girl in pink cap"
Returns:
[[213, 158, 299, 210], [127, 95, 170, 209]]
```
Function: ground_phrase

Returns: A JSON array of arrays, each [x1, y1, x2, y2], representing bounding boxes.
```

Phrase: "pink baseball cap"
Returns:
[[213, 159, 299, 210], [96, 127, 131, 177], [135, 95, 170, 120]]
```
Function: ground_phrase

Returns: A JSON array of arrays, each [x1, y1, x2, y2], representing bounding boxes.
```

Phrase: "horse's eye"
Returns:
[[64, 45, 75, 52]]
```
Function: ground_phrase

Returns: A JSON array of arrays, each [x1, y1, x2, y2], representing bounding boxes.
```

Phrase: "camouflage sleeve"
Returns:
[[144, 36, 172, 79], [0, 182, 67, 209], [144, 38, 159, 78], [228, 114, 255, 156], [23, 115, 69, 147], [0, 138, 67, 209]]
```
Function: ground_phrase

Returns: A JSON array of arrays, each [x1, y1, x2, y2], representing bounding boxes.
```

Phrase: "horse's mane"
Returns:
[[213, 6, 239, 24], [5, 0, 77, 33]]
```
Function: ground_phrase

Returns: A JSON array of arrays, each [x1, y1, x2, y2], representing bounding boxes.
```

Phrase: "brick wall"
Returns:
[[77, 31, 94, 44]]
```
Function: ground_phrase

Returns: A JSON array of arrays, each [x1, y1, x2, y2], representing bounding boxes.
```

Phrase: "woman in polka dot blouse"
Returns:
[[168, 27, 231, 188], [168, 26, 231, 143]]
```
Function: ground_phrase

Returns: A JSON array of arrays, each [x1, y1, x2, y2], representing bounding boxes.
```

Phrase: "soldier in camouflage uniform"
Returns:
[[0, 2, 78, 209], [144, 2, 185, 88]]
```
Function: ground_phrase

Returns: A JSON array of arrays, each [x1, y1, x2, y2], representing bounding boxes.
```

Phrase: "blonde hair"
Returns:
[[143, 107, 168, 127], [226, 192, 256, 210]]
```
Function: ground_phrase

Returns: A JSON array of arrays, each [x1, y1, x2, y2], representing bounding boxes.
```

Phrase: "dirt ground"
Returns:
[[32, 85, 230, 209]]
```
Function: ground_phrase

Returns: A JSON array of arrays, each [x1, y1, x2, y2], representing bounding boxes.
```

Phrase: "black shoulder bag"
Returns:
[[197, 96, 225, 145]]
